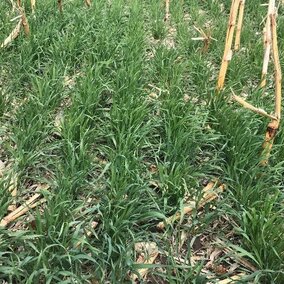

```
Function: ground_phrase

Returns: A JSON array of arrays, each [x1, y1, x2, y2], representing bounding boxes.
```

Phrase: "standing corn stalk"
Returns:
[[217, 0, 281, 164], [16, 0, 30, 36], [234, 0, 245, 50], [19, 7, 30, 36], [260, 0, 282, 165], [58, 0, 63, 13], [165, 0, 170, 21], [30, 0, 36, 13], [260, 0, 275, 88], [217, 0, 243, 91], [84, 0, 91, 7]]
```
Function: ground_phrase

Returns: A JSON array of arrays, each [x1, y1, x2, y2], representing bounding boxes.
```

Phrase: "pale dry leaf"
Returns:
[[149, 164, 158, 174], [0, 160, 5, 176], [183, 94, 190, 103], [217, 273, 246, 284], [157, 181, 225, 229], [205, 248, 222, 268], [85, 0, 91, 7], [163, 27, 176, 49], [134, 242, 158, 255], [178, 230, 188, 251], [54, 111, 64, 130], [131, 242, 159, 281], [148, 92, 158, 100], [227, 263, 239, 274], [63, 75, 76, 89], [30, 0, 35, 12], [184, 13, 191, 22]]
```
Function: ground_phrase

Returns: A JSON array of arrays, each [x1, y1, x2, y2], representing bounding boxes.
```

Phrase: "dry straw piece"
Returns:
[[0, 18, 22, 48], [130, 242, 159, 281], [84, 0, 91, 7], [157, 180, 225, 230], [74, 221, 98, 248], [0, 194, 46, 228], [215, 238, 257, 272], [7, 175, 18, 212], [165, 0, 170, 21], [58, 0, 63, 13], [217, 273, 246, 284], [1, 0, 30, 48]]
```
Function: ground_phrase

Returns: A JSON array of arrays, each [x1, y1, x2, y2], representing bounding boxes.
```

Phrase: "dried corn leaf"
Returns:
[[0, 19, 22, 48], [131, 242, 159, 281], [217, 273, 246, 284], [157, 181, 225, 230]]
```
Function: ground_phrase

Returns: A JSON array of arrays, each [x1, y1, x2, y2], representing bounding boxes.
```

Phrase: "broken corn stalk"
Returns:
[[260, 0, 281, 165]]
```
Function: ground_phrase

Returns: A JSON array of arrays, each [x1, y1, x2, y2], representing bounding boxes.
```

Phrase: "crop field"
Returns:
[[0, 0, 284, 283]]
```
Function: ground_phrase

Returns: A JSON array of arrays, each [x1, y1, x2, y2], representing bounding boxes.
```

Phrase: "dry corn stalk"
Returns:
[[165, 0, 170, 21], [217, 0, 240, 91], [15, 0, 29, 36], [0, 18, 22, 48], [0, 194, 46, 227], [270, 13, 282, 120], [18, 7, 30, 36], [260, 0, 281, 165], [231, 91, 277, 120], [157, 181, 225, 230], [0, 184, 49, 228], [260, 2, 273, 88], [58, 0, 63, 13], [261, 120, 279, 165], [234, 0, 245, 50], [84, 0, 91, 7], [7, 175, 18, 212], [8, 0, 17, 12], [30, 0, 36, 13], [131, 242, 159, 281]]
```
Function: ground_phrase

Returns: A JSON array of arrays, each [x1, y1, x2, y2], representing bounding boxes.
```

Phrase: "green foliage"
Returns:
[[0, 0, 283, 283]]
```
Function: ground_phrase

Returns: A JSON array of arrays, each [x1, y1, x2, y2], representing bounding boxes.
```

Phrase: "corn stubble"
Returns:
[[217, 0, 282, 165]]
